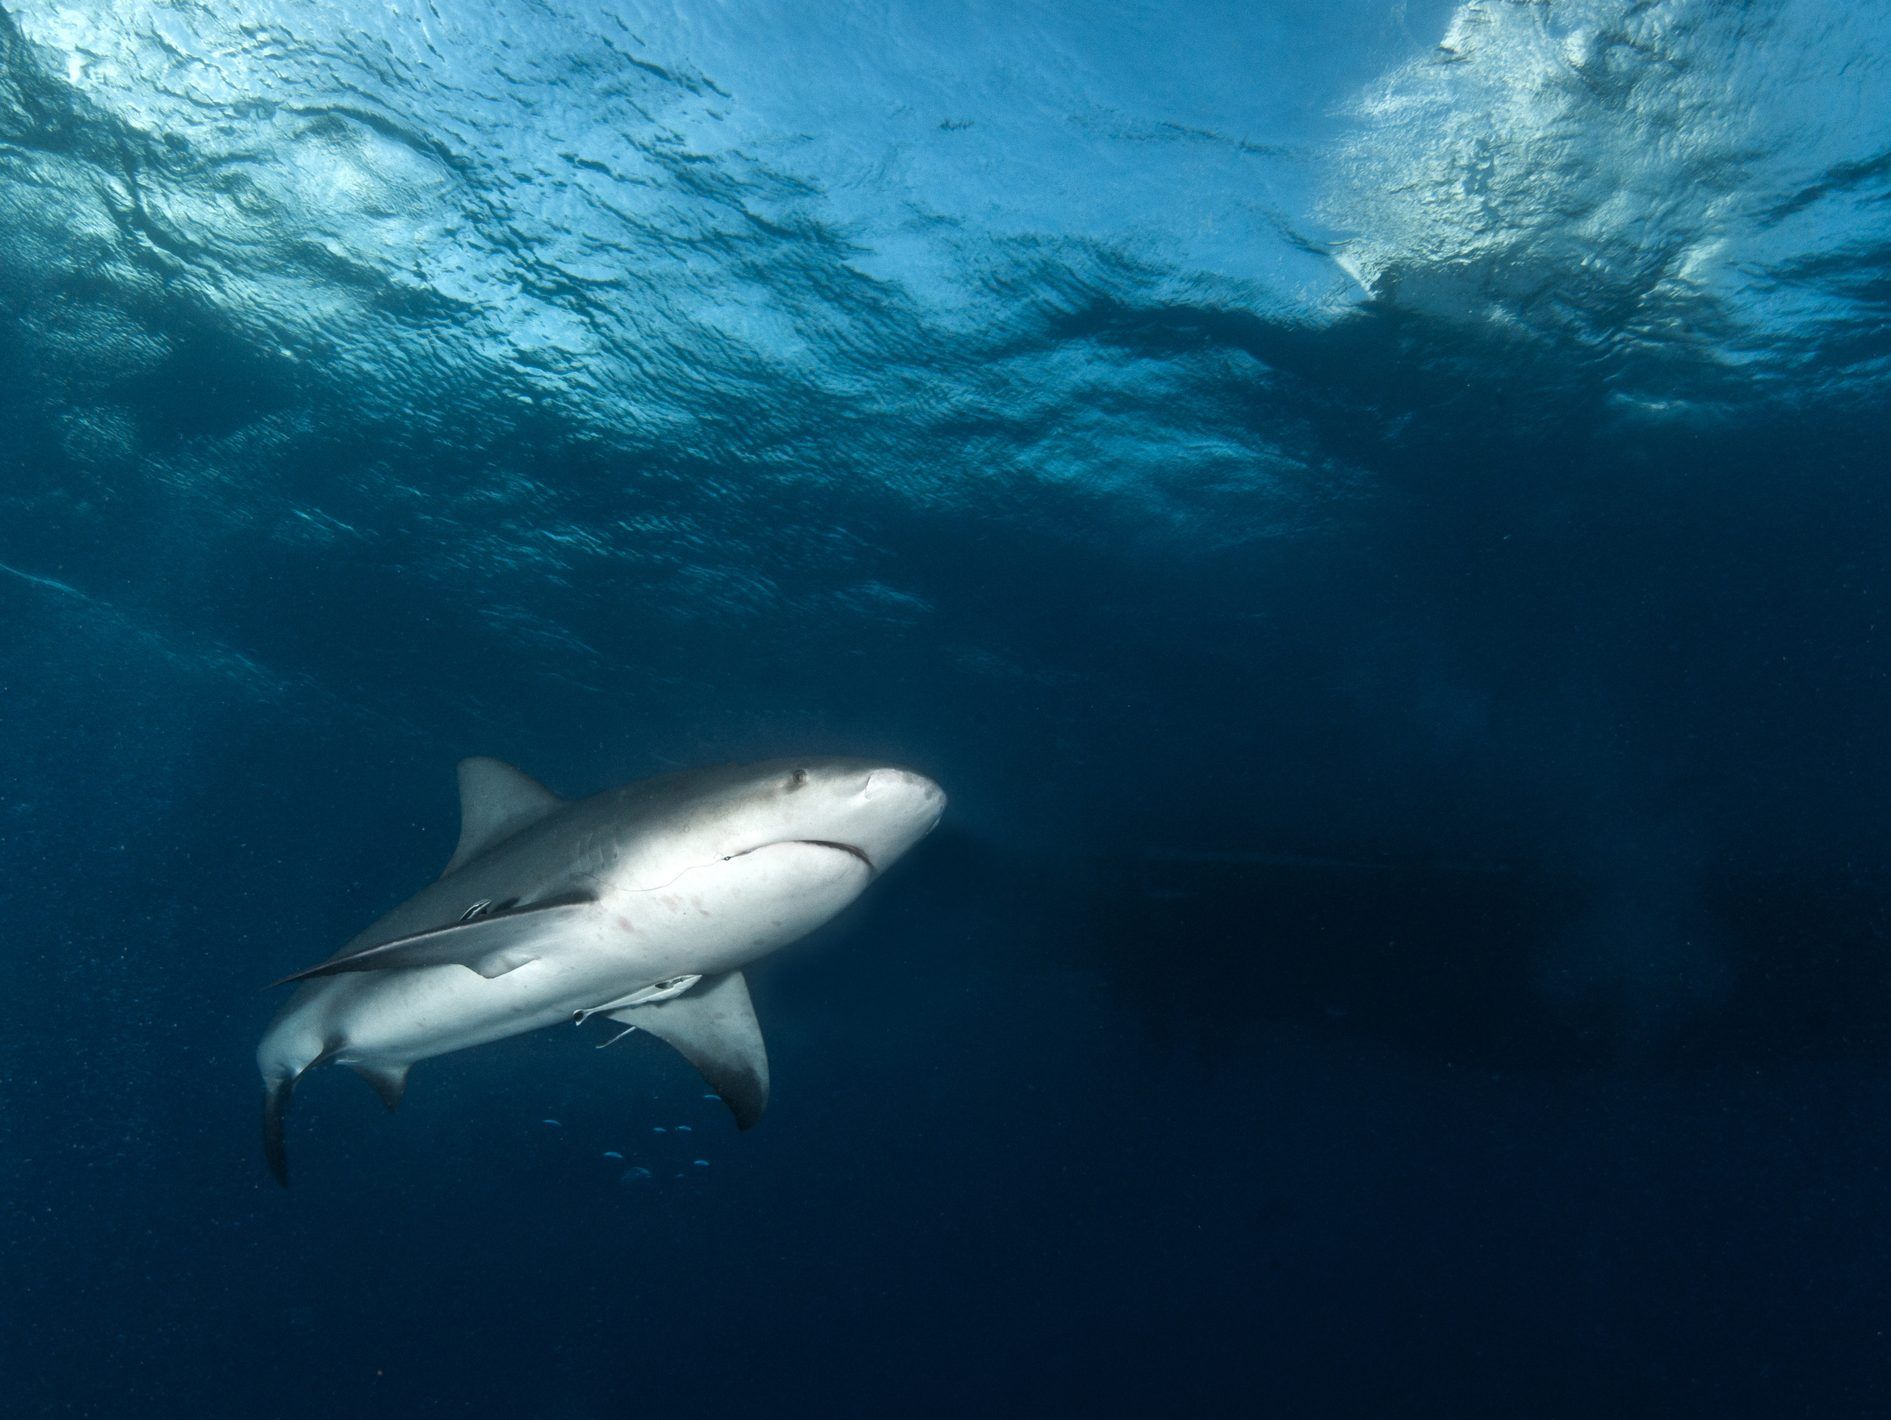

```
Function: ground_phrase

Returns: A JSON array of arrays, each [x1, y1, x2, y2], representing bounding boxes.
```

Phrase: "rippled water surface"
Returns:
[[5, 2, 1891, 1414]]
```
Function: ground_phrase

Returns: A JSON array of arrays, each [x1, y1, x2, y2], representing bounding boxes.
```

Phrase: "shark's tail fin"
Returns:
[[263, 1075, 297, 1187]]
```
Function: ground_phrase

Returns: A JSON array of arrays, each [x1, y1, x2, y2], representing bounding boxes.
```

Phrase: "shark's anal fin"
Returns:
[[263, 1076, 296, 1188], [606, 972, 770, 1130], [349, 1061, 410, 1111], [268, 896, 592, 987], [442, 758, 563, 876]]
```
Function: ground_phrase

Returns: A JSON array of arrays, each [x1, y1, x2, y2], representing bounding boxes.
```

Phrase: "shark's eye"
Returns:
[[787, 768, 809, 790]]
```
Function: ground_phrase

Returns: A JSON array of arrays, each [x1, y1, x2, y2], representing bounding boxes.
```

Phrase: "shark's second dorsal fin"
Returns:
[[606, 972, 770, 1130], [443, 757, 563, 876]]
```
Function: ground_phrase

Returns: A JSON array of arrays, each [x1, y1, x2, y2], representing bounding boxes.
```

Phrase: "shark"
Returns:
[[257, 755, 945, 1185]]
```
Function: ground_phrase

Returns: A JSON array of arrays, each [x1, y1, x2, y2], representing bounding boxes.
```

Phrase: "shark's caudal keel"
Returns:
[[257, 756, 943, 1185]]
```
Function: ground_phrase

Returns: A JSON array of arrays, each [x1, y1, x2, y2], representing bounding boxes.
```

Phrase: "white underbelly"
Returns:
[[302, 846, 868, 1067], [323, 951, 640, 1064]]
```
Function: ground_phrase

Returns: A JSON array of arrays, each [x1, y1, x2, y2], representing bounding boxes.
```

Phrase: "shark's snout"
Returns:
[[838, 765, 944, 869], [865, 766, 944, 806], [864, 767, 946, 832]]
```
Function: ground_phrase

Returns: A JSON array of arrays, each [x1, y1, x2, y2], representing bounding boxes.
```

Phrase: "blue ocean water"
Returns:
[[4, 0, 1891, 1413]]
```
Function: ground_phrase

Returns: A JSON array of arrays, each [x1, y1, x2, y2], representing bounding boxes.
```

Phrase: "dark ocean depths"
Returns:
[[4, 0, 1891, 1414]]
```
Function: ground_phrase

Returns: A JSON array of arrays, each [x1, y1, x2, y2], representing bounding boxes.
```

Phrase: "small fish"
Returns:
[[676, 1125, 693, 1133], [541, 1119, 561, 1127], [693, 1159, 709, 1167], [653, 1126, 667, 1133], [603, 1151, 623, 1160]]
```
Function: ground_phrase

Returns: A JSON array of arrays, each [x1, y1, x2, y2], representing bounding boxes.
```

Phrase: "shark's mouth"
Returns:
[[722, 839, 875, 874], [796, 839, 875, 872]]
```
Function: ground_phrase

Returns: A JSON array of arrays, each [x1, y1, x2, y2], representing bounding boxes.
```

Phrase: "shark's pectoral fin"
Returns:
[[269, 896, 593, 986], [607, 972, 770, 1130], [349, 1061, 410, 1111]]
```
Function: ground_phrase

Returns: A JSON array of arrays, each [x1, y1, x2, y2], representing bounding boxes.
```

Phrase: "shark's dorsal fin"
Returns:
[[606, 972, 770, 1130], [443, 757, 563, 876]]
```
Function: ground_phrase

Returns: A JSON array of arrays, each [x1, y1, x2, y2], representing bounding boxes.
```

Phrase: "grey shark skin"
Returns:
[[257, 756, 944, 1185]]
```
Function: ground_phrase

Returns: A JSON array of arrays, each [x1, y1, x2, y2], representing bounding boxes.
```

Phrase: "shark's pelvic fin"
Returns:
[[442, 757, 563, 876], [607, 972, 770, 1130], [268, 896, 593, 986], [349, 1061, 410, 1111]]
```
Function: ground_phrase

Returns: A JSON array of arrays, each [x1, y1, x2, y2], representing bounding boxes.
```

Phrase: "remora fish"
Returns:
[[257, 756, 944, 1184]]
